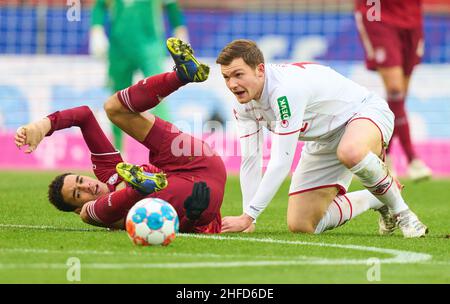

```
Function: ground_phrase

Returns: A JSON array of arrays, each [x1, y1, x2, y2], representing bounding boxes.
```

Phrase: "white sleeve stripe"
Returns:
[[90, 151, 120, 156], [121, 89, 130, 111], [87, 202, 102, 223], [120, 88, 136, 113]]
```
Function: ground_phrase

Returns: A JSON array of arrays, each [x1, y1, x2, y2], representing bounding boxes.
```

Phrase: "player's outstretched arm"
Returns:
[[222, 131, 300, 233], [16, 106, 117, 156], [80, 200, 125, 230], [15, 117, 51, 153]]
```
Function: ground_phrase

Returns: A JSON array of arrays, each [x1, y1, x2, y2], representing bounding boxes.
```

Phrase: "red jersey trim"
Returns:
[[240, 128, 262, 139], [333, 199, 343, 225], [342, 195, 353, 220], [289, 184, 347, 196], [347, 117, 385, 149], [271, 128, 302, 136]]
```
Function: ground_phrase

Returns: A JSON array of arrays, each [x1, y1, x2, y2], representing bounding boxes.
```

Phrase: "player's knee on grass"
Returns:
[[287, 219, 316, 234]]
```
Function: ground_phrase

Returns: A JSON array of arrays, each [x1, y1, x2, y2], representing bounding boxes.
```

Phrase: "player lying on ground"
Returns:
[[15, 38, 226, 233], [217, 39, 428, 238]]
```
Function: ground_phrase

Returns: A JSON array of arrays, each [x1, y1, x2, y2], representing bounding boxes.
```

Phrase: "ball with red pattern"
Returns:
[[126, 198, 179, 246]]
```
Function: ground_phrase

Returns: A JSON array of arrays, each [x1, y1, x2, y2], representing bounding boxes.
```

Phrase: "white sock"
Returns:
[[314, 190, 383, 234], [347, 190, 384, 215], [350, 152, 408, 214]]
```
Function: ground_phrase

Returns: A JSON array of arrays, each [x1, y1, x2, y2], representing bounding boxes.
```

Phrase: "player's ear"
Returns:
[[256, 63, 265, 76]]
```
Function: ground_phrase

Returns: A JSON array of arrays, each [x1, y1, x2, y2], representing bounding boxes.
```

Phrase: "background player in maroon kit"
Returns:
[[355, 0, 432, 181], [14, 39, 225, 233]]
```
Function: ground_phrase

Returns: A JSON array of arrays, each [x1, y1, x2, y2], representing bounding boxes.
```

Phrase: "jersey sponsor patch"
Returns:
[[107, 173, 119, 185], [277, 96, 291, 120]]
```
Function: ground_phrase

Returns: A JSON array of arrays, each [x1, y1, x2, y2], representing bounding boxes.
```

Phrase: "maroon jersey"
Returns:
[[141, 117, 226, 233], [85, 72, 226, 233], [355, 0, 423, 29], [91, 152, 124, 192], [91, 152, 161, 192], [88, 117, 225, 233]]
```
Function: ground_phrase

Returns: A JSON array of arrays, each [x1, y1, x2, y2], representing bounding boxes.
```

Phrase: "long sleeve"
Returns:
[[244, 131, 299, 220], [91, 0, 107, 27], [234, 108, 264, 215], [164, 0, 186, 29], [46, 106, 115, 155], [239, 127, 264, 213], [46, 106, 123, 185]]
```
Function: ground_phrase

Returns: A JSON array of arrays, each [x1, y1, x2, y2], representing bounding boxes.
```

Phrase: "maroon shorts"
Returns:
[[356, 14, 424, 76], [143, 117, 227, 233]]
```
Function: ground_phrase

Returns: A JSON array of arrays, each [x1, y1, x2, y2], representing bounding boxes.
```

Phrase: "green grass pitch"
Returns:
[[0, 170, 449, 283]]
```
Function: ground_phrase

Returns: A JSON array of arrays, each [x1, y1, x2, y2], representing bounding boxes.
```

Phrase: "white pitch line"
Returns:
[[0, 224, 100, 232], [178, 233, 433, 265], [0, 247, 308, 260], [0, 223, 433, 269]]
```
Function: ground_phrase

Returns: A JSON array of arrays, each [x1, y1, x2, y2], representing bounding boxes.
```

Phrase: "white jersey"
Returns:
[[235, 63, 371, 141], [234, 63, 376, 220]]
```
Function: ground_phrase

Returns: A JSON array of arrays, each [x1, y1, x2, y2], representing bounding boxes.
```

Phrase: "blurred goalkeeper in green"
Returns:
[[89, 0, 189, 150]]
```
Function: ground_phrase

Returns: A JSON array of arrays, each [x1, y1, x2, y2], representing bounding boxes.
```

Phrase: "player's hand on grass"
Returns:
[[221, 213, 254, 233], [242, 222, 256, 233], [184, 182, 210, 221], [15, 118, 51, 153]]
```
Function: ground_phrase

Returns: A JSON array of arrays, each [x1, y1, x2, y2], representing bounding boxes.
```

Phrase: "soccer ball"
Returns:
[[126, 198, 179, 246]]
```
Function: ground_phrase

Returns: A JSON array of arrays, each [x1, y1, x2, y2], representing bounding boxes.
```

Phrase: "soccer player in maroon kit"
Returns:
[[355, 0, 432, 181], [14, 38, 225, 233]]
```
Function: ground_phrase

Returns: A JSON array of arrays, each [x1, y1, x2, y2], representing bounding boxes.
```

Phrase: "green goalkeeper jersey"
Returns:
[[91, 0, 185, 49]]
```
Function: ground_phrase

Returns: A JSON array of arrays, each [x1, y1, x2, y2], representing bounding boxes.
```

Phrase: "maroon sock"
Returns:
[[388, 97, 416, 162], [91, 187, 145, 225], [46, 106, 115, 154], [117, 72, 185, 113]]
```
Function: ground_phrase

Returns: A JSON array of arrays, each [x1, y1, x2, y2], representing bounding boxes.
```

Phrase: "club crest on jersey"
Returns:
[[277, 96, 291, 120], [281, 120, 289, 128], [107, 173, 119, 185]]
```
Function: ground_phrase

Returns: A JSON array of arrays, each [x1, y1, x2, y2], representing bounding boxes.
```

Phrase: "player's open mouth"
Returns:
[[94, 184, 99, 195], [234, 91, 246, 98]]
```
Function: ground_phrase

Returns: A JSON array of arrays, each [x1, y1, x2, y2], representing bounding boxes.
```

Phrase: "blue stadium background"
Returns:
[[1, 7, 449, 62], [0, 5, 449, 141]]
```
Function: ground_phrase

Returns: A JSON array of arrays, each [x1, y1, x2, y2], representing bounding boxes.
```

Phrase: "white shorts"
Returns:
[[289, 95, 394, 196]]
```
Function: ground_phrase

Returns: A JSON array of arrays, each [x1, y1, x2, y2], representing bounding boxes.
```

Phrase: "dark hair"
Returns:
[[48, 173, 76, 212], [216, 39, 265, 69]]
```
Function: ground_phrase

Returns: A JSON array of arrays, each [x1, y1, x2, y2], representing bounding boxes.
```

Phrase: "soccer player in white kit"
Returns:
[[216, 39, 428, 238]]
